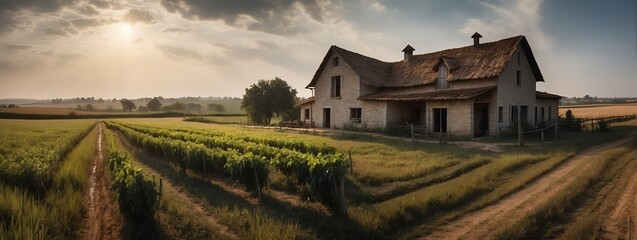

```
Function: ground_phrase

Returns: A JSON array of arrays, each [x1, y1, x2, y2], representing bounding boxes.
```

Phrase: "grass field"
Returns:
[[104, 118, 637, 239], [560, 103, 637, 118], [2, 117, 635, 239]]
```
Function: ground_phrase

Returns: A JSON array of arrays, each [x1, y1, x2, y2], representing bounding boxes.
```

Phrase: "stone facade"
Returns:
[[300, 39, 561, 137]]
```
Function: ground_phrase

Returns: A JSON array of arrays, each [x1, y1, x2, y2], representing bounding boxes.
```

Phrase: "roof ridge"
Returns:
[[331, 45, 390, 64], [389, 35, 524, 63]]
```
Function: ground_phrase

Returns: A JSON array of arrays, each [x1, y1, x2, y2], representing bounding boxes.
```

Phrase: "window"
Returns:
[[548, 106, 552, 120], [331, 76, 341, 98], [350, 108, 361, 122], [516, 70, 521, 87], [534, 106, 538, 125], [437, 65, 449, 89], [541, 107, 545, 121], [517, 52, 521, 65], [304, 109, 310, 119], [511, 106, 528, 124], [333, 57, 339, 67], [498, 106, 503, 123]]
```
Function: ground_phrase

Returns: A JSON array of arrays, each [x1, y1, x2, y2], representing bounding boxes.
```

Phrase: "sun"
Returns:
[[121, 23, 132, 36]]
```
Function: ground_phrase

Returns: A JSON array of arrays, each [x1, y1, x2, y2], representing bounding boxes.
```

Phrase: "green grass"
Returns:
[[0, 123, 98, 239]]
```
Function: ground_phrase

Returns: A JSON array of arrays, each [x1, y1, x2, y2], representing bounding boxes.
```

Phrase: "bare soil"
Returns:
[[420, 135, 636, 240], [76, 124, 124, 240]]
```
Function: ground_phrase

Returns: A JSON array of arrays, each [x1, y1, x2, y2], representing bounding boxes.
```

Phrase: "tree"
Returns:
[[146, 97, 162, 111], [120, 99, 136, 112], [241, 77, 297, 125], [207, 103, 225, 112], [186, 103, 202, 111], [163, 101, 185, 111]]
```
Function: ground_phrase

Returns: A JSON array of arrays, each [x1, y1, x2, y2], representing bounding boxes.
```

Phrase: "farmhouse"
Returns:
[[298, 33, 562, 137]]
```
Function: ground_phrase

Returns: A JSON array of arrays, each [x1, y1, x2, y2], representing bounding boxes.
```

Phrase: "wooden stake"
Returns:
[[411, 124, 414, 142], [348, 150, 353, 174], [517, 103, 523, 146], [253, 168, 261, 199]]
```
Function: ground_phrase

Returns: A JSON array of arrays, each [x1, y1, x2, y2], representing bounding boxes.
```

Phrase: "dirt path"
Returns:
[[600, 152, 637, 239], [420, 134, 636, 240], [77, 124, 123, 240], [134, 159, 240, 240]]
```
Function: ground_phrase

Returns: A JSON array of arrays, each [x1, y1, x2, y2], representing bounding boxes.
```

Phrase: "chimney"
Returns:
[[471, 32, 482, 47], [402, 44, 415, 62]]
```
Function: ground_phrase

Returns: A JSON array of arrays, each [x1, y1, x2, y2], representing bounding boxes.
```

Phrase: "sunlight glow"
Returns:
[[121, 24, 132, 36]]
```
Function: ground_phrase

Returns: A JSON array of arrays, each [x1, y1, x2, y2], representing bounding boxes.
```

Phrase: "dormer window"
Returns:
[[333, 57, 339, 67], [437, 65, 449, 89]]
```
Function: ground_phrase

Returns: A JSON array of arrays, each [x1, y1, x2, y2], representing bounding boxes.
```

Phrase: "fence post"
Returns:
[[411, 124, 414, 142], [349, 150, 353, 174], [253, 168, 261, 199], [541, 130, 544, 142], [518, 103, 524, 146]]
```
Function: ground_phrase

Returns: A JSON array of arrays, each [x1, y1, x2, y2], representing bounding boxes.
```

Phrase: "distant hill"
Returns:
[[5, 96, 245, 114], [0, 98, 46, 105]]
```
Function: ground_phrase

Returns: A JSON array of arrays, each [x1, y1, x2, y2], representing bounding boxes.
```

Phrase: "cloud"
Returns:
[[89, 0, 122, 10], [71, 18, 104, 29], [0, 0, 79, 32], [159, 0, 336, 35], [76, 5, 99, 16], [123, 9, 156, 24], [155, 44, 202, 60], [371, 2, 386, 11], [43, 27, 69, 36], [162, 27, 191, 33], [5, 45, 32, 50], [458, 0, 551, 51]]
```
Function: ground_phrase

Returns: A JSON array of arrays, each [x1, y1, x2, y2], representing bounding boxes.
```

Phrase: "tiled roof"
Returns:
[[307, 35, 544, 88]]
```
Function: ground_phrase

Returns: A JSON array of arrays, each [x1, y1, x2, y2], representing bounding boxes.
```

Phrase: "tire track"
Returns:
[[421, 135, 635, 240]]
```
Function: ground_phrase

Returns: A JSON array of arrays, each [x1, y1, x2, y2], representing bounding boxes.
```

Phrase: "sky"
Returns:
[[0, 0, 635, 99]]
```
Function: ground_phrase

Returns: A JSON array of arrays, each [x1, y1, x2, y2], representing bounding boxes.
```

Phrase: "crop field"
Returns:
[[560, 103, 637, 118], [2, 118, 636, 239]]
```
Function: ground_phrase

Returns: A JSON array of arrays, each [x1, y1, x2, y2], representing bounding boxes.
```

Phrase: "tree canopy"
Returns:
[[241, 77, 297, 125], [146, 97, 162, 111], [120, 99, 136, 112]]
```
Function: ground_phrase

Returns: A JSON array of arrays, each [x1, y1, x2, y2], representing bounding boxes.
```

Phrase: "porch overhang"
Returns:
[[358, 86, 496, 101]]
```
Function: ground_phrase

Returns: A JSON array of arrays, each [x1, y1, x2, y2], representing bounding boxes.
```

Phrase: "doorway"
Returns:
[[474, 103, 489, 137], [323, 108, 331, 128], [433, 108, 447, 133]]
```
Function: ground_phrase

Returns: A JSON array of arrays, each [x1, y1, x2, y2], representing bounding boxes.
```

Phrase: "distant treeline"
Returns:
[[0, 112, 246, 120], [560, 95, 636, 105]]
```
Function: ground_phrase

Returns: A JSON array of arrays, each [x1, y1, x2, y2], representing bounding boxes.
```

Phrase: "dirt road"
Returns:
[[599, 151, 637, 239], [421, 135, 636, 240], [77, 124, 123, 240]]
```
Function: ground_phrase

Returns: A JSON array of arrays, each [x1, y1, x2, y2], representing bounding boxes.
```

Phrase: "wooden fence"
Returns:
[[559, 114, 637, 132]]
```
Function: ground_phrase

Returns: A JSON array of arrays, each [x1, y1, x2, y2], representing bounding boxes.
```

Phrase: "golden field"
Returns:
[[559, 103, 637, 118]]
